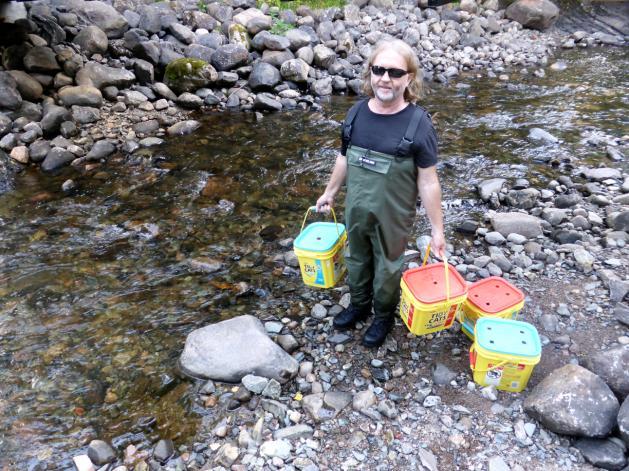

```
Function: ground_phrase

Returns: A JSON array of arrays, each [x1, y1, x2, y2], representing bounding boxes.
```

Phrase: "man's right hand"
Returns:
[[316, 193, 334, 213]]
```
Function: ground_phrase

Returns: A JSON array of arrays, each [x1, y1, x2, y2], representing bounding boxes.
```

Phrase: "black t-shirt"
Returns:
[[341, 101, 438, 169]]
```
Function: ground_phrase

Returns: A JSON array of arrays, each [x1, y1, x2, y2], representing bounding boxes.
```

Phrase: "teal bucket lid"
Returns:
[[476, 318, 541, 358], [294, 222, 345, 253]]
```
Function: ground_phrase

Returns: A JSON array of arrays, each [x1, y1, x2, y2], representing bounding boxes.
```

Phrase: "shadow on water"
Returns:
[[0, 47, 627, 466]]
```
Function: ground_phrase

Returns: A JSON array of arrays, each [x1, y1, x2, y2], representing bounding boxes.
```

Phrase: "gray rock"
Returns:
[[169, 23, 195, 45], [488, 456, 510, 471], [73, 25, 108, 55], [353, 389, 376, 410], [87, 440, 116, 466], [490, 212, 542, 238], [184, 44, 215, 63], [612, 211, 629, 232], [207, 2, 233, 23], [260, 398, 287, 420], [72, 106, 100, 124], [280, 58, 310, 83], [176, 92, 203, 109], [574, 438, 627, 470], [261, 49, 295, 68], [619, 397, 629, 446], [61, 0, 129, 38], [582, 346, 629, 400], [133, 40, 160, 65], [167, 120, 201, 137], [528, 127, 559, 143], [215, 443, 239, 468], [23, 47, 60, 73], [211, 44, 249, 72], [478, 178, 506, 201], [86, 140, 116, 161], [506, 0, 559, 30], [248, 62, 280, 91], [134, 59, 154, 84], [273, 424, 314, 441], [554, 193, 581, 208], [246, 16, 273, 35], [198, 32, 224, 50], [153, 438, 174, 463], [313, 44, 336, 68], [242, 374, 269, 394], [0, 134, 16, 151], [254, 93, 282, 112], [138, 5, 161, 33], [139, 137, 163, 147], [76, 62, 136, 90], [29, 140, 50, 163], [179, 315, 298, 383], [582, 167, 621, 181], [122, 90, 148, 106], [573, 248, 595, 273], [41, 105, 72, 136], [0, 72, 22, 111], [485, 231, 506, 245], [41, 148, 75, 172], [152, 82, 178, 101], [433, 363, 457, 385], [261, 378, 282, 399], [377, 399, 398, 419], [616, 304, 629, 327], [263, 34, 291, 51], [524, 364, 619, 437], [276, 334, 299, 353], [7, 71, 43, 102], [286, 28, 311, 50], [505, 188, 540, 209], [0, 114, 11, 137], [58, 86, 103, 108], [259, 440, 291, 460]]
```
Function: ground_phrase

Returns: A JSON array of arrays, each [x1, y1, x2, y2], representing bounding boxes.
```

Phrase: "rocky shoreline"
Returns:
[[0, 0, 626, 195]]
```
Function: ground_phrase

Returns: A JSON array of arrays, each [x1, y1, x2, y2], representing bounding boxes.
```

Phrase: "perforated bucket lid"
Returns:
[[476, 318, 541, 358], [402, 263, 467, 304], [294, 222, 345, 253], [467, 276, 525, 314]]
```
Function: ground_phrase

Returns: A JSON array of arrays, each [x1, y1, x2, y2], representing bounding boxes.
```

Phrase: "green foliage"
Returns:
[[197, 0, 208, 12], [164, 58, 208, 82], [270, 18, 294, 35], [259, 0, 346, 12]]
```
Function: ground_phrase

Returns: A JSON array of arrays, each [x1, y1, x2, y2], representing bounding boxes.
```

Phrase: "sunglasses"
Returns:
[[371, 65, 409, 78]]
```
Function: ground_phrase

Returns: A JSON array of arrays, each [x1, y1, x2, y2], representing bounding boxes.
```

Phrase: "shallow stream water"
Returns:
[[0, 47, 627, 468]]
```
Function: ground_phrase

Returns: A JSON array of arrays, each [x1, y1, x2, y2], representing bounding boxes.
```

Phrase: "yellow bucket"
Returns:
[[293, 206, 347, 289], [399, 245, 468, 336], [458, 276, 525, 340], [470, 318, 541, 393]]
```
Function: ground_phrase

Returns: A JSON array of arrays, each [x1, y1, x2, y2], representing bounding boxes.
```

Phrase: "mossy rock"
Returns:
[[228, 23, 250, 49], [164, 58, 218, 94]]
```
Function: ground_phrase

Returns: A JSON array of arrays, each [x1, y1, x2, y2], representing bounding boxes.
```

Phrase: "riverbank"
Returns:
[[0, 0, 626, 195]]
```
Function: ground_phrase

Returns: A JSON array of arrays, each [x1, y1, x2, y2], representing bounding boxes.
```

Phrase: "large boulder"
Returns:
[[76, 62, 136, 90], [490, 212, 543, 238], [58, 86, 103, 108], [248, 62, 280, 91], [280, 59, 310, 83], [574, 438, 627, 470], [23, 47, 60, 73], [582, 345, 629, 400], [506, 0, 560, 31], [7, 71, 43, 102], [0, 72, 22, 111], [164, 58, 218, 94], [73, 25, 109, 55], [179, 315, 299, 383], [211, 44, 249, 72], [50, 0, 128, 38], [524, 364, 619, 437]]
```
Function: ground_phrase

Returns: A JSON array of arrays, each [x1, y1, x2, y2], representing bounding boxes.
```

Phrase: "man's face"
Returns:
[[370, 49, 412, 104]]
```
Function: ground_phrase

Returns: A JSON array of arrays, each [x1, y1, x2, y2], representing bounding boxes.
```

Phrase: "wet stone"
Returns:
[[327, 333, 351, 344], [87, 440, 116, 466]]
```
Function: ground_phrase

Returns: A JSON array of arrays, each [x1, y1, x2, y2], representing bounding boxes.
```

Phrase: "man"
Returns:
[[316, 39, 446, 348]]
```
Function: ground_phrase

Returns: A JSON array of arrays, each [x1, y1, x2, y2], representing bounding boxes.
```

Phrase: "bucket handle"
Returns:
[[470, 346, 509, 372], [301, 206, 341, 238], [421, 242, 450, 302]]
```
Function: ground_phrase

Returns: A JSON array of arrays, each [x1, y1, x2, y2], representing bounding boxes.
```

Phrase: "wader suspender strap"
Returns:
[[342, 99, 367, 152], [395, 106, 425, 157], [342, 101, 427, 159]]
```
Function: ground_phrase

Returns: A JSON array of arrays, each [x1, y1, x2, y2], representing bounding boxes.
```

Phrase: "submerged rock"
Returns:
[[179, 315, 298, 383]]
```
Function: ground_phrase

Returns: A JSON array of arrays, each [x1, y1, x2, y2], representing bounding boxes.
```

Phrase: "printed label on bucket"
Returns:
[[400, 296, 414, 327], [486, 362, 525, 388], [425, 305, 458, 330], [303, 259, 324, 286]]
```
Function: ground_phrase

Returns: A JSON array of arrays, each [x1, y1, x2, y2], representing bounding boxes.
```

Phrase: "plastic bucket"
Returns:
[[459, 276, 525, 340], [469, 318, 541, 393], [399, 246, 468, 336], [293, 207, 347, 288]]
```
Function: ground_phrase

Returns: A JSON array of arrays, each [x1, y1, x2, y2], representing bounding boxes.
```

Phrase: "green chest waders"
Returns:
[[344, 144, 419, 318]]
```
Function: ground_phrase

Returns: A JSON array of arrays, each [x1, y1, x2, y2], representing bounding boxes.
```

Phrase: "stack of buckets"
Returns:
[[398, 259, 542, 393], [293, 207, 347, 289]]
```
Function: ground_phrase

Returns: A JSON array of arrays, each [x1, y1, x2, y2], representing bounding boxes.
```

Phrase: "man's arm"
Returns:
[[316, 153, 347, 212], [417, 165, 446, 257]]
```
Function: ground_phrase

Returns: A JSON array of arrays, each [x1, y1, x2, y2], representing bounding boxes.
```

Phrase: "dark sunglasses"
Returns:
[[371, 65, 408, 78]]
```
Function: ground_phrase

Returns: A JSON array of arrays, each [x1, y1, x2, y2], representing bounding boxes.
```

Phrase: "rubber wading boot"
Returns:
[[333, 304, 370, 329], [362, 317, 393, 348]]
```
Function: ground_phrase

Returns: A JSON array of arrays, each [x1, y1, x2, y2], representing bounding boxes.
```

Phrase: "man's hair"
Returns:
[[361, 39, 423, 103]]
